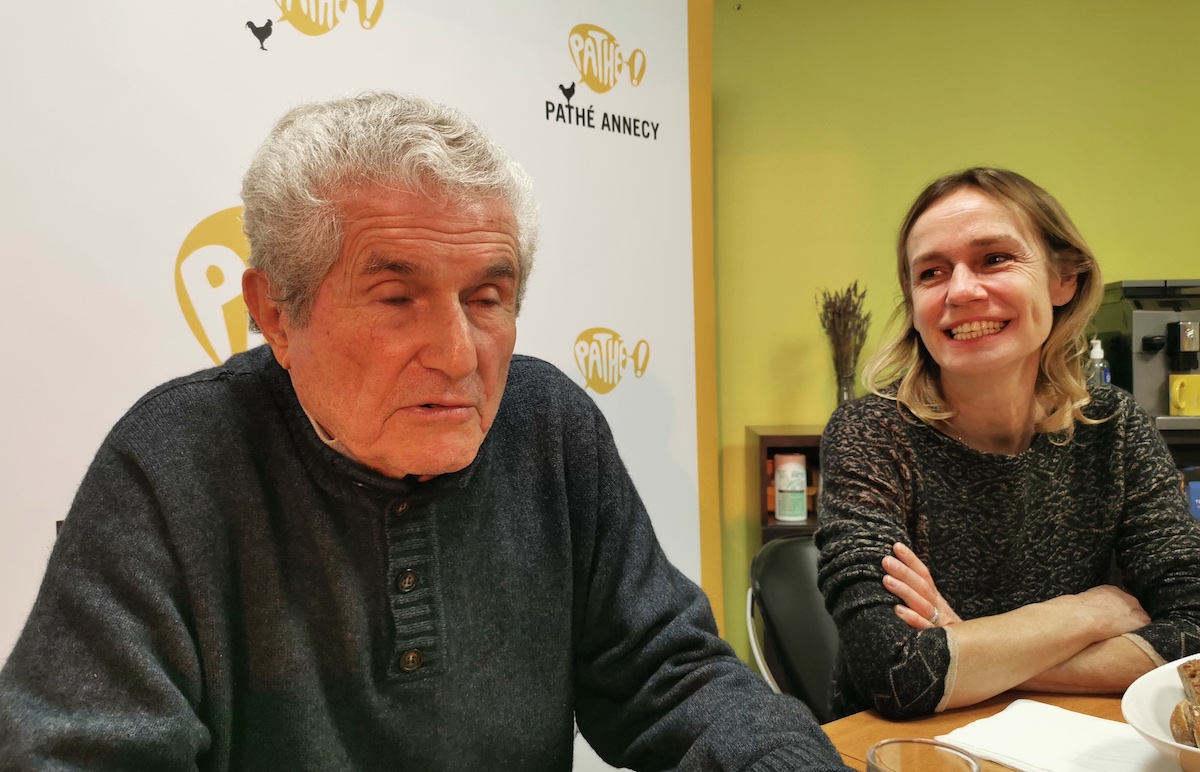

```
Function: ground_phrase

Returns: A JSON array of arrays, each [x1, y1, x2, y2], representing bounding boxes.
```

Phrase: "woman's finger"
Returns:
[[893, 542, 935, 584], [883, 555, 933, 600], [882, 575, 937, 619], [894, 604, 932, 631]]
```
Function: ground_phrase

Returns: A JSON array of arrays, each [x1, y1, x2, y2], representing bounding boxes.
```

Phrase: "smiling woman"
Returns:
[[865, 168, 1103, 446], [814, 167, 1200, 721]]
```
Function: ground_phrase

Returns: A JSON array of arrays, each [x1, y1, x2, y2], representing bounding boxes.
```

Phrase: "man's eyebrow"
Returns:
[[361, 256, 516, 281], [362, 256, 416, 276], [482, 261, 517, 281]]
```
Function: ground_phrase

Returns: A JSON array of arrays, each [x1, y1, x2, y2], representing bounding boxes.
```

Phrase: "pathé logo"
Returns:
[[276, 0, 383, 35], [568, 24, 646, 94], [574, 327, 650, 394], [247, 0, 383, 50], [175, 207, 262, 365]]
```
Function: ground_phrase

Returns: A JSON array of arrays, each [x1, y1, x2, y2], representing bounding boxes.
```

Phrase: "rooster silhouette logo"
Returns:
[[246, 19, 273, 50], [558, 82, 576, 107]]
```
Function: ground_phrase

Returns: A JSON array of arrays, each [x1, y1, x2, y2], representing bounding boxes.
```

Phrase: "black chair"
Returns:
[[747, 535, 839, 724]]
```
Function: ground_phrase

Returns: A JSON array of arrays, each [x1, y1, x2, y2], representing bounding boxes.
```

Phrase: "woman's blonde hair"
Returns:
[[863, 167, 1105, 441]]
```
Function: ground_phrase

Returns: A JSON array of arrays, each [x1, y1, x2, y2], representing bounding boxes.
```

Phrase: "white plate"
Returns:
[[1123, 653, 1200, 772]]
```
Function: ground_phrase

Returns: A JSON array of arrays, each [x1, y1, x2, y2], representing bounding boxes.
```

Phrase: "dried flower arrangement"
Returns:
[[817, 281, 871, 404]]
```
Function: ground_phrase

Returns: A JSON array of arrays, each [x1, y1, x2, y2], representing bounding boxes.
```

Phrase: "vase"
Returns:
[[836, 373, 856, 406]]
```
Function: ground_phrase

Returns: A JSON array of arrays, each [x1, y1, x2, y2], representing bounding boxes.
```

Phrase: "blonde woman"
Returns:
[[816, 167, 1200, 719]]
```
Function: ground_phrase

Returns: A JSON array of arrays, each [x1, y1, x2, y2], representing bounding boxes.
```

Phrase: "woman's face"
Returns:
[[905, 188, 1077, 382]]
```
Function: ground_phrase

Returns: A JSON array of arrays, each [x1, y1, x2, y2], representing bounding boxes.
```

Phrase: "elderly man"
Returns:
[[0, 93, 848, 771]]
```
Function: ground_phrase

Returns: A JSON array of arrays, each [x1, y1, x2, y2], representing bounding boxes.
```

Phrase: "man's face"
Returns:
[[251, 185, 520, 478]]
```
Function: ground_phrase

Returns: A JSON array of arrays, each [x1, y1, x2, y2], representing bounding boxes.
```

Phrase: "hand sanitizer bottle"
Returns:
[[1087, 338, 1111, 386]]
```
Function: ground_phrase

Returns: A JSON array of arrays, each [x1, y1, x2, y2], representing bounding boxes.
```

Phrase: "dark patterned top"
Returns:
[[816, 384, 1200, 720]]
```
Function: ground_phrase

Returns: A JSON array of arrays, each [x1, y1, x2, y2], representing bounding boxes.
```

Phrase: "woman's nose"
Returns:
[[946, 264, 986, 305]]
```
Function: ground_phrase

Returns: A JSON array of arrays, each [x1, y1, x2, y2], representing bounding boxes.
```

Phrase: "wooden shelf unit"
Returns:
[[747, 424, 826, 543]]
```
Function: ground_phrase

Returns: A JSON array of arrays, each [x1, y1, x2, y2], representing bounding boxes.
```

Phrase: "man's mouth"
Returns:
[[945, 320, 1008, 341]]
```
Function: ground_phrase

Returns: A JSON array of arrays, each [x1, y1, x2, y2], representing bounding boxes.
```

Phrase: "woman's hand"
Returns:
[[1057, 585, 1150, 638], [882, 542, 963, 630]]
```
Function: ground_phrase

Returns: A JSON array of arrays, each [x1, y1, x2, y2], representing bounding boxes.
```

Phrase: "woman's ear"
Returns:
[[1050, 269, 1079, 308]]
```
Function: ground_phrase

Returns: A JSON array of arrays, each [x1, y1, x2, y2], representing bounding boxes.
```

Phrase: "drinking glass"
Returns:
[[866, 738, 981, 772]]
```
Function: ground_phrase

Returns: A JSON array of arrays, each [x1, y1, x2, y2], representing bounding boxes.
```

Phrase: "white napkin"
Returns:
[[935, 699, 1175, 772]]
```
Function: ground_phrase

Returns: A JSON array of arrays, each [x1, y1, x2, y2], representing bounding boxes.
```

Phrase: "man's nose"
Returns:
[[418, 301, 478, 379], [946, 264, 986, 305]]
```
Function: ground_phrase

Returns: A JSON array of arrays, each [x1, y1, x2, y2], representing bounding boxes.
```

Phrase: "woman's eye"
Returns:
[[382, 297, 411, 306], [918, 268, 941, 282], [985, 253, 1011, 265]]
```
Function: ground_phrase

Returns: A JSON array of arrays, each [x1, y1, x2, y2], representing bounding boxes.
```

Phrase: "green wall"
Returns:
[[713, 0, 1200, 657]]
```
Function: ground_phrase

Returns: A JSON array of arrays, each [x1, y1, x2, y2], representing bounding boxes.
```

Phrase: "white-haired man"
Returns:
[[0, 93, 850, 771]]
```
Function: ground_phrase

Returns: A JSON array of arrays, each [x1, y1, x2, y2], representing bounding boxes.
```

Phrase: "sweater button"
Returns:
[[397, 569, 419, 593], [399, 649, 423, 672], [394, 502, 409, 516]]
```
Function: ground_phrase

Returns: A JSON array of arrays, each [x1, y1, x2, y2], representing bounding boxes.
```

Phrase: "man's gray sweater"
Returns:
[[0, 346, 847, 771]]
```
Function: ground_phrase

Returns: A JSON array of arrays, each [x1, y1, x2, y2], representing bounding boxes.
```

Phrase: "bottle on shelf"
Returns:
[[1086, 337, 1111, 387], [774, 453, 807, 523]]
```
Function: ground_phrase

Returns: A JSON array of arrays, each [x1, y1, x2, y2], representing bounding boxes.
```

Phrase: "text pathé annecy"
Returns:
[[545, 102, 660, 140]]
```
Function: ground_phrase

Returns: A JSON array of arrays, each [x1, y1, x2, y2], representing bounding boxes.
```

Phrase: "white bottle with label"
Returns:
[[774, 454, 807, 523], [1086, 338, 1111, 386]]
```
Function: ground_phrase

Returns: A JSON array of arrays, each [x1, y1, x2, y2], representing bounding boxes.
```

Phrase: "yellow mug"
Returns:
[[1171, 373, 1200, 416]]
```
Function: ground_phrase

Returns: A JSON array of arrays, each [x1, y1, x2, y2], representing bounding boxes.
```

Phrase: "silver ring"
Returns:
[[929, 607, 940, 627]]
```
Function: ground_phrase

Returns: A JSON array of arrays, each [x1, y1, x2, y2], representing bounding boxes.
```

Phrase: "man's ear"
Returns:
[[242, 269, 291, 369]]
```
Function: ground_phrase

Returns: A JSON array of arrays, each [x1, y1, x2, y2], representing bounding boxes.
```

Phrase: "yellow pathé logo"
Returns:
[[175, 208, 262, 365], [247, 0, 383, 49], [574, 328, 650, 394], [568, 24, 645, 94], [275, 0, 383, 35]]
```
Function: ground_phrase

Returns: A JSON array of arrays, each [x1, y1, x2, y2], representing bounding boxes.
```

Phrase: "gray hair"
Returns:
[[241, 92, 539, 326]]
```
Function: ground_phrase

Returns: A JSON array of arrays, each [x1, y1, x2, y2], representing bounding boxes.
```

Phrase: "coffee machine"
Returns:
[[1092, 280, 1200, 469]]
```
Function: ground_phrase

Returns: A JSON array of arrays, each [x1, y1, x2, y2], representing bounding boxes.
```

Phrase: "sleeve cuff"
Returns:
[[1123, 632, 1166, 667], [934, 625, 959, 713]]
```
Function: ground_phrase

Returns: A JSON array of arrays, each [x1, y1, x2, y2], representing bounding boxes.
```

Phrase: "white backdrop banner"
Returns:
[[0, 2, 698, 764]]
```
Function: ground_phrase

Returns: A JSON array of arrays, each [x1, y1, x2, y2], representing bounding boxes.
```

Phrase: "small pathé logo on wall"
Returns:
[[568, 24, 646, 94], [246, 0, 384, 51], [574, 327, 650, 394]]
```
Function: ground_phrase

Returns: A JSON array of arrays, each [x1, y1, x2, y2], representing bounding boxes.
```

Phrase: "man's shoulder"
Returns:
[[113, 346, 280, 443], [506, 353, 575, 383], [491, 355, 609, 453], [503, 354, 594, 411]]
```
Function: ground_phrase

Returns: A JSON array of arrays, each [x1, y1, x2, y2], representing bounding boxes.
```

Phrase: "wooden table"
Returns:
[[822, 692, 1124, 771]]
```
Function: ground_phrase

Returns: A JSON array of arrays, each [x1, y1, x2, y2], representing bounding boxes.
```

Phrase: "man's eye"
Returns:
[[985, 253, 1011, 265], [382, 297, 412, 306], [468, 288, 504, 307], [918, 268, 941, 281]]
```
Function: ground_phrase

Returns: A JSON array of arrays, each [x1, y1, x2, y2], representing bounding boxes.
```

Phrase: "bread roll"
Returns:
[[1172, 700, 1197, 747], [1181, 660, 1200, 705]]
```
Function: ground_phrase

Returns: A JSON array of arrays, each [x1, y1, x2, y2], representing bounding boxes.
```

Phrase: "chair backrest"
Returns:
[[750, 535, 839, 724]]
